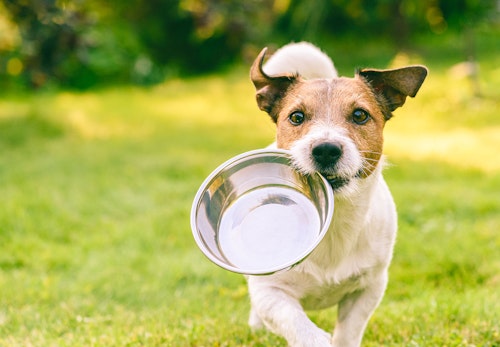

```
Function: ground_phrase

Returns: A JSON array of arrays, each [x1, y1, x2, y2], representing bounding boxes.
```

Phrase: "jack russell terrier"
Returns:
[[246, 42, 427, 347]]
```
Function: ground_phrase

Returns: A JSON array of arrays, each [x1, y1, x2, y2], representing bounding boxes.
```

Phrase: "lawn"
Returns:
[[1, 31, 499, 346]]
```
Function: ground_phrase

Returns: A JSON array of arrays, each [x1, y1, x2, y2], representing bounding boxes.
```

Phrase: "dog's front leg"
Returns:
[[248, 278, 332, 347], [331, 273, 388, 347]]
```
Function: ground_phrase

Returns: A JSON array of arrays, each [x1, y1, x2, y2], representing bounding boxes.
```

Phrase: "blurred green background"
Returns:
[[0, 0, 497, 89], [1, 1, 499, 346]]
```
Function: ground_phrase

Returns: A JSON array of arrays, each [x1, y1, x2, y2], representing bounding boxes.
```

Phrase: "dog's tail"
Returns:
[[263, 42, 338, 79]]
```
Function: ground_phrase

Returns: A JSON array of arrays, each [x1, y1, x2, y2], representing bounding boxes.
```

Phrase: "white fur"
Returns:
[[263, 42, 338, 79], [289, 124, 363, 197], [248, 43, 398, 347]]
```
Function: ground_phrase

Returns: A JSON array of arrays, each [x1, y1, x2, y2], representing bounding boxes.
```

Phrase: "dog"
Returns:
[[247, 42, 427, 347]]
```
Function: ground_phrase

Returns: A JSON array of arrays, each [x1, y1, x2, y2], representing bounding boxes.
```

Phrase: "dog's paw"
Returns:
[[292, 329, 332, 347], [248, 309, 264, 330]]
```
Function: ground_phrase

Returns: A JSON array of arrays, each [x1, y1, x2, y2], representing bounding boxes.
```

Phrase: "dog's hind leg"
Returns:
[[248, 279, 332, 347]]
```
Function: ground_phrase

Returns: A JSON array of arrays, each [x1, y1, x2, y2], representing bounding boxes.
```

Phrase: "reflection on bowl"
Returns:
[[190, 149, 334, 275]]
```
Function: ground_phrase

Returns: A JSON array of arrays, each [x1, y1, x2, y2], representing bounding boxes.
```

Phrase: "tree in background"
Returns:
[[1, 0, 92, 88], [0, 0, 274, 88], [0, 0, 497, 89], [275, 0, 496, 46], [117, 0, 273, 74]]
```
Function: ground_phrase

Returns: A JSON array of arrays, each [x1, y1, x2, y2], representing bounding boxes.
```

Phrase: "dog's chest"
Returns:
[[299, 271, 367, 310]]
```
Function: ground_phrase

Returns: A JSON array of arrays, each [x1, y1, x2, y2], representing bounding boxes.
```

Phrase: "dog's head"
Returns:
[[251, 47, 427, 196]]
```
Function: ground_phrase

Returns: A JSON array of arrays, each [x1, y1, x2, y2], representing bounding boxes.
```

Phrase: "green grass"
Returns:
[[1, 31, 499, 346]]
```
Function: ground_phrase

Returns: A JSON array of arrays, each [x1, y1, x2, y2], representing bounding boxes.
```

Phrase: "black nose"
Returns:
[[312, 143, 342, 167]]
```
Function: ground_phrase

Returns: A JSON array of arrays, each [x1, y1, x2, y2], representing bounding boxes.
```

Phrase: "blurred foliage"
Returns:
[[0, 0, 497, 89]]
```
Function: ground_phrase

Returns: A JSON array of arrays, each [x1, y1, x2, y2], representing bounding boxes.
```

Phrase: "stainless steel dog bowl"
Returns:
[[190, 149, 334, 275]]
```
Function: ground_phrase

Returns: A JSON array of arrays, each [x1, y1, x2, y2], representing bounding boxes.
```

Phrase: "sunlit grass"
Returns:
[[385, 69, 500, 172]]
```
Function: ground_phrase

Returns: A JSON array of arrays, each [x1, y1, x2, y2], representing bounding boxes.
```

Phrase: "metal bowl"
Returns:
[[190, 149, 334, 275]]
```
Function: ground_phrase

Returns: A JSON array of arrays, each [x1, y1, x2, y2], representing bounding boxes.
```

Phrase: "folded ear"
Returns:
[[359, 65, 428, 113], [250, 48, 298, 122]]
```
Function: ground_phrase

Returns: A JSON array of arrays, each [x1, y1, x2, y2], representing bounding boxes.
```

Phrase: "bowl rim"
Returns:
[[190, 148, 334, 275]]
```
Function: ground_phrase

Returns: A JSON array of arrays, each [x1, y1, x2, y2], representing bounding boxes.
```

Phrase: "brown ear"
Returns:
[[250, 47, 298, 122], [359, 65, 428, 113]]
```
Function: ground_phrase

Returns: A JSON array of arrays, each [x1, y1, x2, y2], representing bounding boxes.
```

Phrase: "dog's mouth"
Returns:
[[321, 174, 350, 190], [321, 169, 364, 191]]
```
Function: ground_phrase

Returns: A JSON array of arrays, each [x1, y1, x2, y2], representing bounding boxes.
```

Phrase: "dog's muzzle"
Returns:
[[311, 142, 351, 190], [322, 174, 350, 190], [312, 142, 342, 169]]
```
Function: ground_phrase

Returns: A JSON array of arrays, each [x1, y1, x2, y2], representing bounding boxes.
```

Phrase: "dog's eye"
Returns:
[[352, 109, 370, 125], [289, 111, 305, 125]]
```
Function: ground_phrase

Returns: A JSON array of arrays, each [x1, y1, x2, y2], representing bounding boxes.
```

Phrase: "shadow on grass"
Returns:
[[0, 114, 64, 148]]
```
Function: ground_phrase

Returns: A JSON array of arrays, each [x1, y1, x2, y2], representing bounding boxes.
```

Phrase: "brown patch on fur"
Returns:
[[273, 77, 386, 177], [250, 48, 427, 179], [250, 48, 298, 121], [359, 66, 428, 117]]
